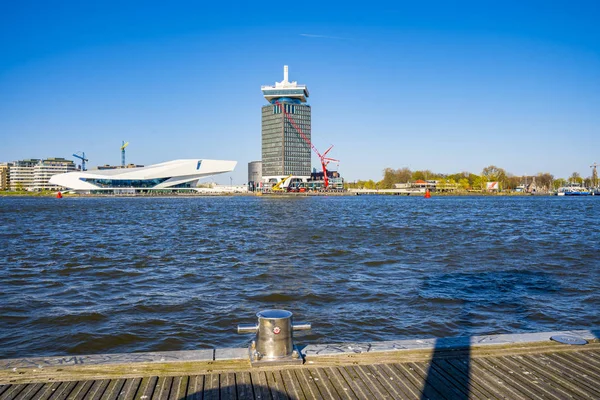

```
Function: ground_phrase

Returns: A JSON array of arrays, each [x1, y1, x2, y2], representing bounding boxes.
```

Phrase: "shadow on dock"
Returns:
[[418, 269, 566, 399], [420, 335, 471, 399]]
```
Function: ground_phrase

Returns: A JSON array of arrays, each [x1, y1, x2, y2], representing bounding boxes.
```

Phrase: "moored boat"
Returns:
[[556, 185, 592, 196]]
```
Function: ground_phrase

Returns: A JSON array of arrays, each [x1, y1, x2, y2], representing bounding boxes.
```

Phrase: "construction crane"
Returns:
[[120, 141, 129, 168], [276, 100, 339, 189], [271, 175, 293, 192], [72, 151, 88, 171], [591, 162, 599, 188]]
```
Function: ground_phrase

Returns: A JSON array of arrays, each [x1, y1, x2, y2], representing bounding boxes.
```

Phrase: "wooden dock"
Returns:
[[1, 330, 598, 399]]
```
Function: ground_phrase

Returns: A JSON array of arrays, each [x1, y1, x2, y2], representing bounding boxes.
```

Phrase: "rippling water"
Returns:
[[1, 196, 599, 359]]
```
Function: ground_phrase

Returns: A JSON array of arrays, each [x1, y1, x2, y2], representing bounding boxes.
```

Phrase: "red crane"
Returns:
[[276, 100, 339, 189]]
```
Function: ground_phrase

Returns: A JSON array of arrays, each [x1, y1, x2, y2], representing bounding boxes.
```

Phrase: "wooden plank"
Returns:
[[266, 370, 289, 400], [364, 364, 405, 399], [507, 353, 592, 398], [14, 383, 44, 400], [351, 365, 392, 399], [405, 361, 458, 400], [64, 380, 93, 400], [380, 364, 422, 399], [322, 367, 357, 400], [435, 359, 497, 400], [571, 350, 600, 370], [30, 382, 61, 400], [0, 384, 27, 400], [391, 363, 435, 399], [493, 355, 565, 400], [280, 369, 306, 400], [342, 365, 378, 399], [100, 379, 126, 400], [515, 353, 600, 397], [0, 386, 8, 397], [308, 368, 340, 400], [220, 373, 236, 400], [168, 376, 188, 400], [450, 358, 520, 400], [134, 376, 158, 400], [427, 360, 478, 399], [83, 380, 110, 400], [334, 366, 372, 399], [50, 381, 78, 400], [250, 371, 272, 400], [152, 376, 173, 400], [473, 357, 542, 400], [551, 351, 600, 384], [235, 371, 254, 400], [203, 373, 219, 400], [116, 378, 141, 400], [413, 360, 470, 399], [186, 375, 204, 400], [294, 369, 323, 400]]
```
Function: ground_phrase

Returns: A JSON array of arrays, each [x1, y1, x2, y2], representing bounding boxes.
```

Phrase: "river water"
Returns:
[[0, 196, 599, 359]]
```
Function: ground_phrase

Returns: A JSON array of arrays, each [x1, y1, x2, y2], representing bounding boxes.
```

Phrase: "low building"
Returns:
[[33, 158, 76, 191], [0, 163, 12, 191], [50, 159, 237, 193], [248, 161, 262, 184], [9, 159, 40, 191]]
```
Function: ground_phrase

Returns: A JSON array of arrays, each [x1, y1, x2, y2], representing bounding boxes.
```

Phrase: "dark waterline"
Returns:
[[0, 196, 599, 359]]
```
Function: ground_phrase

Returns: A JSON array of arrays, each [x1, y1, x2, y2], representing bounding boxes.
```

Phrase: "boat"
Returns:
[[556, 185, 592, 196]]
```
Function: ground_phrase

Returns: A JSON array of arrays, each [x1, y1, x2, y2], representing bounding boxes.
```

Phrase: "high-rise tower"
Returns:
[[261, 66, 311, 179]]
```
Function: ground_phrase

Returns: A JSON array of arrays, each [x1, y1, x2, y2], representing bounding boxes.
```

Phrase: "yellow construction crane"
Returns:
[[120, 141, 129, 167], [271, 175, 293, 191]]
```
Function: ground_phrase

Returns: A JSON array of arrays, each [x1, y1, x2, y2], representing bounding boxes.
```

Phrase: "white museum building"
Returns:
[[49, 159, 237, 193]]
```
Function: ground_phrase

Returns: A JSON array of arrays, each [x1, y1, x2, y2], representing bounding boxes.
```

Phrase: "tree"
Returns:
[[364, 180, 376, 190], [536, 173, 554, 191], [380, 168, 396, 189], [553, 178, 566, 190], [569, 172, 583, 184], [505, 175, 521, 190], [412, 170, 433, 181], [458, 178, 470, 190], [482, 165, 506, 182], [471, 175, 484, 191], [379, 167, 413, 189]]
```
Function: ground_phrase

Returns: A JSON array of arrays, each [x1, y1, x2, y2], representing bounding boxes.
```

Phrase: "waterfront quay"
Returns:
[[1, 330, 598, 399]]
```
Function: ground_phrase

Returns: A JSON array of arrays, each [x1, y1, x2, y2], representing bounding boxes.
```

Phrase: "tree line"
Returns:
[[345, 166, 598, 191]]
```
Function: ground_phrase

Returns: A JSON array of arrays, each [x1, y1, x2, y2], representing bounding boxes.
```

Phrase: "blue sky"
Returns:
[[1, 1, 599, 183]]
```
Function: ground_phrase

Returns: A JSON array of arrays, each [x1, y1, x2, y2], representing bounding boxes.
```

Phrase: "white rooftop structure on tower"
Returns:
[[261, 65, 309, 103]]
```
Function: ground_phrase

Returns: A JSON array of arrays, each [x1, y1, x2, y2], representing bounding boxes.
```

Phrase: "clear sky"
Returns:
[[1, 1, 599, 183]]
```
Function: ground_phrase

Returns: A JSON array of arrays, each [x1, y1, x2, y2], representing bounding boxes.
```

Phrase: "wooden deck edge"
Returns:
[[1, 330, 598, 384]]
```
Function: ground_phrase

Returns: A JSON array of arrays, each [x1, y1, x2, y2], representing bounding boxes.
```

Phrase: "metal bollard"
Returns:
[[237, 309, 311, 366]]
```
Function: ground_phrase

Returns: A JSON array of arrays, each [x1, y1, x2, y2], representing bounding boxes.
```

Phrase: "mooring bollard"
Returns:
[[237, 309, 311, 366]]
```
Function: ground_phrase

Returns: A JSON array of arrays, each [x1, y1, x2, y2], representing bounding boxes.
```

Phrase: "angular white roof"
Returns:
[[49, 159, 237, 191]]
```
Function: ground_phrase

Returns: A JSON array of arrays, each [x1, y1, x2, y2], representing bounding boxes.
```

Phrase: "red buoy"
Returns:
[[424, 188, 431, 198], [56, 191, 63, 199]]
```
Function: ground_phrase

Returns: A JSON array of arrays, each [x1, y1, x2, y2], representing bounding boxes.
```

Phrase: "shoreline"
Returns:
[[0, 191, 555, 198]]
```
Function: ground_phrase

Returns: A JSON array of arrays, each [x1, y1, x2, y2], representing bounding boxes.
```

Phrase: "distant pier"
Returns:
[[1, 330, 598, 399]]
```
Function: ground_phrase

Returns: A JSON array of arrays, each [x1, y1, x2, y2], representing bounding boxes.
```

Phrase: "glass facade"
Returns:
[[81, 177, 170, 188], [261, 103, 311, 177]]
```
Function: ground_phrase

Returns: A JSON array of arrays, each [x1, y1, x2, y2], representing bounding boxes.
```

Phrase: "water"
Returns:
[[1, 196, 599, 359]]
